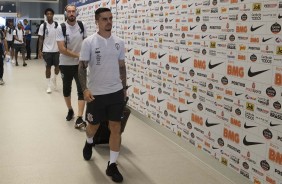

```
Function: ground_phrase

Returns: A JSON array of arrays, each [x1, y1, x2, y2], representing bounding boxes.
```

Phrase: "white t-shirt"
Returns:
[[13, 28, 25, 44], [56, 21, 86, 65], [79, 33, 125, 95], [38, 22, 59, 52], [5, 27, 13, 41]]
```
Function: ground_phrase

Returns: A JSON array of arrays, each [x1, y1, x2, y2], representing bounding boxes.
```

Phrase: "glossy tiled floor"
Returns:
[[0, 58, 250, 184]]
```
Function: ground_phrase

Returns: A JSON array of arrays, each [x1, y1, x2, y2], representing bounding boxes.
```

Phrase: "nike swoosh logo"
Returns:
[[262, 37, 272, 43], [235, 93, 243, 96], [140, 91, 146, 95], [157, 98, 165, 103], [212, 146, 219, 150], [116, 0, 120, 4], [278, 14, 282, 19], [158, 53, 166, 59], [185, 78, 190, 81], [244, 123, 257, 129], [173, 75, 178, 78], [187, 101, 193, 105], [250, 25, 264, 32], [190, 25, 197, 30], [141, 50, 148, 55], [188, 3, 193, 7], [179, 90, 183, 93], [180, 57, 191, 63], [243, 136, 264, 146], [248, 68, 270, 77], [270, 122, 281, 127], [178, 107, 188, 113], [151, 86, 156, 90], [128, 26, 131, 30], [202, 35, 208, 39], [169, 19, 174, 22], [176, 5, 180, 9], [205, 119, 220, 127], [128, 48, 133, 52], [153, 26, 158, 30], [208, 61, 223, 69]]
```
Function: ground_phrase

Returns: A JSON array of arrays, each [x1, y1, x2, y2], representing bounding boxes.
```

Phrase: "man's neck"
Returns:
[[67, 20, 76, 26], [47, 20, 54, 24], [97, 31, 111, 39]]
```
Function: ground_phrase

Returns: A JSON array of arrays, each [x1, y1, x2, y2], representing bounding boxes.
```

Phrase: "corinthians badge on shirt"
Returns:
[[115, 43, 120, 50]]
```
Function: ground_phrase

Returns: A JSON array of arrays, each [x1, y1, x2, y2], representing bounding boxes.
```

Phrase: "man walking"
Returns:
[[56, 4, 87, 128], [0, 29, 8, 85], [4, 20, 15, 63], [78, 8, 127, 183], [38, 8, 60, 94], [13, 22, 27, 67], [23, 19, 31, 60]]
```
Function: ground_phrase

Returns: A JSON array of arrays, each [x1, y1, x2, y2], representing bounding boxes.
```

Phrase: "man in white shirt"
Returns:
[[56, 4, 87, 129], [78, 8, 127, 183], [13, 22, 27, 67], [38, 8, 60, 94], [0, 29, 8, 85], [4, 20, 15, 63]]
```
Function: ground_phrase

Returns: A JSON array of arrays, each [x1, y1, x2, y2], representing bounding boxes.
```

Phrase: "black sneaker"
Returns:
[[66, 109, 74, 121], [106, 162, 123, 183], [83, 141, 92, 160], [75, 117, 86, 128]]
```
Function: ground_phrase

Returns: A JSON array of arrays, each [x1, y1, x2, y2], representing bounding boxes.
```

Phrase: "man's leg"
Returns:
[[0, 49, 4, 84], [60, 65, 74, 121], [74, 67, 86, 128], [46, 66, 52, 93], [106, 121, 123, 183]]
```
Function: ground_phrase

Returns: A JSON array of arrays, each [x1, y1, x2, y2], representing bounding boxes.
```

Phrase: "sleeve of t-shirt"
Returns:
[[118, 40, 125, 60], [38, 24, 44, 36], [79, 37, 91, 62], [56, 25, 64, 41], [13, 30, 16, 36]]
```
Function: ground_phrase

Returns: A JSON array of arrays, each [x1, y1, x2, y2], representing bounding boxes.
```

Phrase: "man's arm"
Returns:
[[78, 61, 88, 92], [78, 61, 94, 102], [57, 40, 80, 58], [38, 35, 43, 59], [119, 59, 127, 96]]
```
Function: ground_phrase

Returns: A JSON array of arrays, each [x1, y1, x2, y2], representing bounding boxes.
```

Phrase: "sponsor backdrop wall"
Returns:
[[74, 0, 282, 183]]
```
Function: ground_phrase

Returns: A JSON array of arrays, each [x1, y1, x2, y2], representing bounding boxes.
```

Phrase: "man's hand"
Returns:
[[38, 51, 43, 59], [83, 89, 95, 102]]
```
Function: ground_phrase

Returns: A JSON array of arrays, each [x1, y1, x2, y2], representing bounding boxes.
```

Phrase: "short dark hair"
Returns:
[[45, 8, 54, 15], [95, 7, 111, 20]]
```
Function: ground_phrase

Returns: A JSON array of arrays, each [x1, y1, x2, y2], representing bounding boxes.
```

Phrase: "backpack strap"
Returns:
[[60, 22, 67, 48], [77, 20, 85, 39], [43, 22, 47, 41]]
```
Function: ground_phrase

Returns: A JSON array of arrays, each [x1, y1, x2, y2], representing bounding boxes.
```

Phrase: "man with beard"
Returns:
[[78, 8, 126, 183], [38, 8, 60, 94], [56, 4, 87, 129]]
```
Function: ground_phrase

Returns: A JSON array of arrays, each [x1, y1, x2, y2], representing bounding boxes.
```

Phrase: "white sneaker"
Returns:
[[46, 86, 52, 93], [0, 78, 5, 85], [11, 60, 15, 64]]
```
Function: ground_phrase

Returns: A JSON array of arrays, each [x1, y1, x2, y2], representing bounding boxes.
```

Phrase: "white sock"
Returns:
[[86, 136, 93, 144], [46, 78, 51, 87], [109, 150, 119, 164]]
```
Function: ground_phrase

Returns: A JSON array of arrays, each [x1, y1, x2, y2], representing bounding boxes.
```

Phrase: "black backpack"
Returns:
[[42, 21, 58, 40], [60, 20, 85, 48]]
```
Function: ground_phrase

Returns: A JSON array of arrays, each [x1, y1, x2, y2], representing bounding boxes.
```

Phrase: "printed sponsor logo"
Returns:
[[243, 136, 264, 146]]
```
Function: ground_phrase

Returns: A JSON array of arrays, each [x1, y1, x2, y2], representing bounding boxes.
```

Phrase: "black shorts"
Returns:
[[43, 52, 60, 67], [14, 44, 26, 53], [7, 41, 13, 49], [85, 89, 124, 125]]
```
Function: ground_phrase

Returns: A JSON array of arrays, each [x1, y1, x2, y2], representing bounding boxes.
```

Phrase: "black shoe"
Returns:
[[23, 63, 27, 67], [15, 62, 19, 66], [74, 117, 86, 128], [83, 141, 92, 160], [66, 109, 74, 121], [34, 57, 38, 59], [106, 162, 123, 183]]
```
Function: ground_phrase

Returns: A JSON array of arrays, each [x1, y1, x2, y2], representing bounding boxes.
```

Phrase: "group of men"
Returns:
[[2, 5, 127, 183], [0, 19, 31, 85]]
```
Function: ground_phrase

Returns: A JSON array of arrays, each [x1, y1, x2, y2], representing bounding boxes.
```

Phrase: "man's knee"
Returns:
[[109, 122, 121, 134]]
